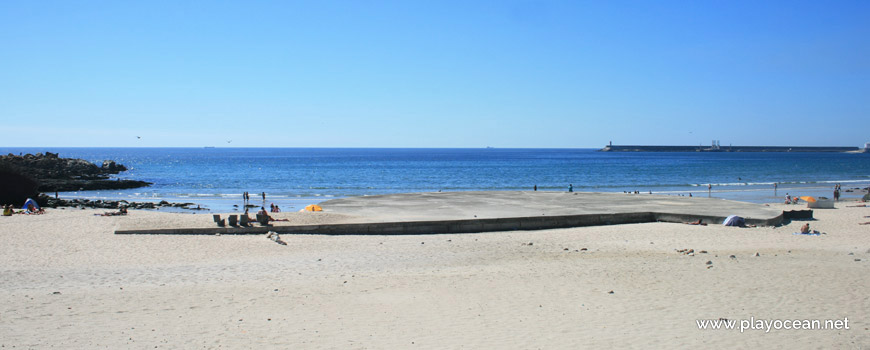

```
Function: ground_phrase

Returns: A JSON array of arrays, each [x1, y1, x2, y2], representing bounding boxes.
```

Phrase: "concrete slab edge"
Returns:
[[114, 210, 784, 235]]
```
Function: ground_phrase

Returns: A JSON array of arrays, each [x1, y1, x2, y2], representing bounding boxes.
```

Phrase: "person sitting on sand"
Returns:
[[785, 194, 792, 204], [258, 207, 271, 220], [799, 222, 821, 234], [2, 204, 12, 217], [258, 206, 289, 222], [800, 223, 810, 234]]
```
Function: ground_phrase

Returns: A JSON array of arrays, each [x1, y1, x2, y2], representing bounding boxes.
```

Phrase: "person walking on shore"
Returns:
[[261, 192, 266, 201], [834, 186, 840, 202]]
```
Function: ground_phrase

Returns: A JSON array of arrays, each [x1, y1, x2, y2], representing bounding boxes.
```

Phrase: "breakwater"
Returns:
[[600, 145, 862, 152]]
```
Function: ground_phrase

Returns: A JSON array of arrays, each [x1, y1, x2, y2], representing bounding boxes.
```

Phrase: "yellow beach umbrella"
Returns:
[[305, 204, 323, 212], [799, 196, 816, 203]]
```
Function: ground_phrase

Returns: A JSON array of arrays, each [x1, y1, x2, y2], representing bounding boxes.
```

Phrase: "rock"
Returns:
[[608, 290, 614, 294], [705, 261, 713, 265], [0, 152, 149, 192], [729, 255, 736, 259], [0, 167, 40, 206], [100, 160, 127, 173]]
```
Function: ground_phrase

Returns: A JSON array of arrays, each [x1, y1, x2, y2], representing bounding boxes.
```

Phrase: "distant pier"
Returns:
[[600, 145, 862, 153]]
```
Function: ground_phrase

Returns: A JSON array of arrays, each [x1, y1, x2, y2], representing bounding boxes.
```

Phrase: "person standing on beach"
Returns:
[[568, 184, 573, 192], [834, 186, 840, 202], [261, 192, 266, 201], [534, 185, 537, 191]]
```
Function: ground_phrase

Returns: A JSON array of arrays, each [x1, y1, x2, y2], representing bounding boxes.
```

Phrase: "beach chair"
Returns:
[[213, 214, 225, 227], [239, 215, 250, 226], [227, 214, 238, 226], [256, 213, 270, 226]]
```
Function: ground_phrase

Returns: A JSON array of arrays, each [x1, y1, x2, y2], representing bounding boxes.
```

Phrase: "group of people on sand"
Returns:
[[238, 206, 289, 223], [2, 203, 44, 215], [784, 184, 845, 204]]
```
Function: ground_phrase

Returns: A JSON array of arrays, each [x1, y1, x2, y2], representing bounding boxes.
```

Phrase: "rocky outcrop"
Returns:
[[0, 168, 40, 206], [0, 152, 151, 192], [40, 194, 207, 210]]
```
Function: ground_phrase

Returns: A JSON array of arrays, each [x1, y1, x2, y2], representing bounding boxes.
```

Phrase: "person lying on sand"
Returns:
[[95, 207, 128, 217], [684, 219, 707, 226]]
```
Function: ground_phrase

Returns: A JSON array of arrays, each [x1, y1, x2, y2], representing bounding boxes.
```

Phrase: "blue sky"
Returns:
[[1, 0, 868, 148]]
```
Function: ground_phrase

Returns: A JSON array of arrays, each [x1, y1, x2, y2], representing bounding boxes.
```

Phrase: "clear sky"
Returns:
[[1, 0, 868, 148]]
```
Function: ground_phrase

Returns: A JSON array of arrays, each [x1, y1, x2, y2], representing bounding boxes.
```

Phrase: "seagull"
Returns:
[[137, 136, 141, 139], [227, 140, 232, 144]]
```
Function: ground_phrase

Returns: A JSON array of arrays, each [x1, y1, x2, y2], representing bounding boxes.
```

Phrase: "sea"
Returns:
[[3, 147, 869, 213]]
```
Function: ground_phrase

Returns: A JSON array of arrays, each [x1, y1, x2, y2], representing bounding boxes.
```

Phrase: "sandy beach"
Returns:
[[1, 199, 868, 349]]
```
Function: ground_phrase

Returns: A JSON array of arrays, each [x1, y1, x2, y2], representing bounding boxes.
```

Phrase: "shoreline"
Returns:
[[51, 181, 868, 214]]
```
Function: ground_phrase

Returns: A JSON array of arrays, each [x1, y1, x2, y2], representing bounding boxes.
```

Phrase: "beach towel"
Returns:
[[793, 232, 821, 236]]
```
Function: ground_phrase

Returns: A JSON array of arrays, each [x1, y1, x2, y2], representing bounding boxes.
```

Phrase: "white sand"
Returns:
[[1, 203, 868, 348]]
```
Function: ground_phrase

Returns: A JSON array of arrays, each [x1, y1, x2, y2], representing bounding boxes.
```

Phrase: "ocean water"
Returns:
[[3, 147, 869, 212]]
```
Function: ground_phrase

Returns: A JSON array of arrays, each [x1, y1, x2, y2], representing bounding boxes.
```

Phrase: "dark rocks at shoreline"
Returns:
[[0, 152, 151, 193], [42, 195, 207, 211]]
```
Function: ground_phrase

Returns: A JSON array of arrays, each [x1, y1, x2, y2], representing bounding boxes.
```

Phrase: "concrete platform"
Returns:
[[115, 191, 784, 235]]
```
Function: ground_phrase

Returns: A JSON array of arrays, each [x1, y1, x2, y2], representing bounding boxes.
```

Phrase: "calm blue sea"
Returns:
[[3, 147, 869, 212]]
